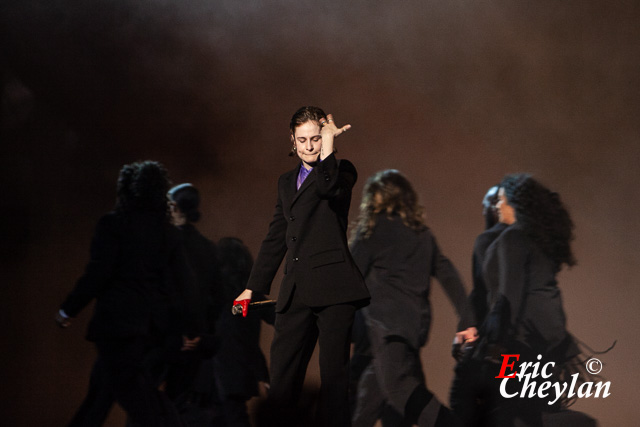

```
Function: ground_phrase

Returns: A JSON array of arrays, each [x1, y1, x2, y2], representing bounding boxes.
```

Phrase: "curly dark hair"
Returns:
[[116, 161, 171, 214], [351, 169, 426, 243], [500, 173, 576, 272]]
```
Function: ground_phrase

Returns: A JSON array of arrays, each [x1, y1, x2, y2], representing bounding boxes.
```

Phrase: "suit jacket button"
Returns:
[[293, 257, 299, 262], [289, 216, 295, 221], [291, 237, 297, 242]]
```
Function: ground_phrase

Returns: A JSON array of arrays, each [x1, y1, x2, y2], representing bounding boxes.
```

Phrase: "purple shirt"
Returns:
[[297, 165, 313, 190]]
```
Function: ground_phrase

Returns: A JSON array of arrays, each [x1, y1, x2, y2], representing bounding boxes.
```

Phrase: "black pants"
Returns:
[[450, 356, 543, 427], [352, 335, 436, 427], [69, 338, 181, 426], [267, 289, 358, 427]]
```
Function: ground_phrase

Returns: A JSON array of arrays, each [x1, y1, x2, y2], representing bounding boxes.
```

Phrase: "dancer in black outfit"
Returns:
[[451, 174, 590, 427], [463, 186, 507, 347], [450, 185, 506, 425], [168, 183, 221, 339], [160, 183, 221, 416], [214, 237, 275, 427], [349, 170, 471, 427], [57, 161, 200, 426], [234, 106, 370, 426]]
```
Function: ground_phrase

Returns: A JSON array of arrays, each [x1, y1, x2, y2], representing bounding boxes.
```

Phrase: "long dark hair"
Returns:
[[501, 173, 576, 272], [351, 169, 426, 243], [115, 161, 170, 215]]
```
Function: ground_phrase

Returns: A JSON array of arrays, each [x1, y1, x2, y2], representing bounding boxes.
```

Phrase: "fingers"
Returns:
[[319, 114, 351, 136], [326, 113, 334, 125], [454, 327, 478, 344], [181, 336, 201, 351]]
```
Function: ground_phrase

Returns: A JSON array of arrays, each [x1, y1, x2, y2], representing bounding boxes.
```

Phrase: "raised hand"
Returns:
[[319, 113, 351, 160]]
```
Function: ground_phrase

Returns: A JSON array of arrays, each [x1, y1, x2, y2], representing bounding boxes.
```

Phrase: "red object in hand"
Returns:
[[233, 299, 250, 317]]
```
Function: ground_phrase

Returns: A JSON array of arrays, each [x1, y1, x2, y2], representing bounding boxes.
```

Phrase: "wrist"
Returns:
[[320, 144, 335, 160]]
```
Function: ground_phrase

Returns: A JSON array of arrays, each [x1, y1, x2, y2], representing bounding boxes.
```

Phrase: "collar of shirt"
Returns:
[[297, 164, 313, 190]]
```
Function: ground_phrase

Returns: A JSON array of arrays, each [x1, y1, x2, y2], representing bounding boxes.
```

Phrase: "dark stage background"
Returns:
[[1, 1, 638, 425]]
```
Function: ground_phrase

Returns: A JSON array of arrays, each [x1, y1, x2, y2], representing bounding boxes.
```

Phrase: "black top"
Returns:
[[481, 224, 568, 355], [60, 211, 200, 341], [350, 213, 470, 350]]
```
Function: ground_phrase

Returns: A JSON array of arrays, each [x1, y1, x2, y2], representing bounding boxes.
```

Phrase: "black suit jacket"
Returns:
[[60, 211, 200, 341], [481, 224, 568, 355], [350, 214, 470, 349], [467, 222, 508, 327], [247, 153, 369, 311]]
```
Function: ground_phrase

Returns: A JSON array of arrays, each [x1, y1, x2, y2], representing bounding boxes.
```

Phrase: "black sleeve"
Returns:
[[171, 238, 204, 336], [246, 178, 288, 295], [60, 214, 119, 317], [431, 234, 472, 330], [484, 228, 529, 343], [314, 153, 357, 200], [468, 233, 495, 327], [350, 234, 373, 279]]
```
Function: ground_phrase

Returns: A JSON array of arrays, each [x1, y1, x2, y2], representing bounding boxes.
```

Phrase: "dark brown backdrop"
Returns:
[[1, 0, 637, 425]]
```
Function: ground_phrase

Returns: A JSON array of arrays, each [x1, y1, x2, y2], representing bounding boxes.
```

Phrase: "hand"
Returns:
[[233, 289, 253, 318], [258, 381, 270, 398], [319, 113, 351, 160], [454, 327, 478, 345], [55, 311, 71, 328], [452, 327, 479, 361], [181, 335, 201, 351]]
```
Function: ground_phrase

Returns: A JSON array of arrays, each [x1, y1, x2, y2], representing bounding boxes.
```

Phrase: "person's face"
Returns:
[[497, 188, 516, 225], [292, 121, 322, 169], [168, 200, 183, 225]]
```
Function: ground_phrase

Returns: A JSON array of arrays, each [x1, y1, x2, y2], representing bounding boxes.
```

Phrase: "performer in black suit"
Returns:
[[234, 106, 370, 426], [452, 174, 586, 427], [349, 170, 470, 427], [57, 161, 200, 426]]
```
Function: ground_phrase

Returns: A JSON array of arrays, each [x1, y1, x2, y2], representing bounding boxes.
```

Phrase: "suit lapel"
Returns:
[[281, 167, 297, 207]]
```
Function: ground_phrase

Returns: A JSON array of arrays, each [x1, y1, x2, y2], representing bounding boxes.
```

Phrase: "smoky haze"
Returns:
[[1, 0, 638, 424]]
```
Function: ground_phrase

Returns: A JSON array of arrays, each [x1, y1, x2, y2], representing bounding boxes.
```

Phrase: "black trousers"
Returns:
[[267, 288, 358, 427], [450, 356, 543, 427], [68, 338, 181, 426], [352, 335, 432, 427]]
